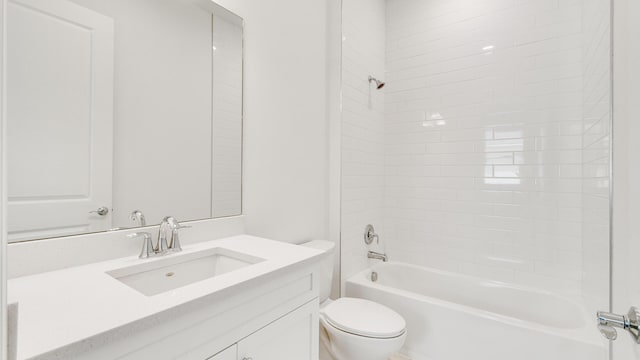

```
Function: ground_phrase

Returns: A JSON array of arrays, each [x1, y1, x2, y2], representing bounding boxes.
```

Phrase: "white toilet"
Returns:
[[302, 240, 407, 360]]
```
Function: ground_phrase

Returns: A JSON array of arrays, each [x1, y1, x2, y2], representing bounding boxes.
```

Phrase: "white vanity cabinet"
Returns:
[[114, 270, 320, 360], [236, 300, 318, 360], [9, 236, 323, 360], [208, 300, 318, 360]]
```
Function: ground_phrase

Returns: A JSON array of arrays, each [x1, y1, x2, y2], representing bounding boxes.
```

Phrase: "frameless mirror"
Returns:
[[6, 0, 243, 242]]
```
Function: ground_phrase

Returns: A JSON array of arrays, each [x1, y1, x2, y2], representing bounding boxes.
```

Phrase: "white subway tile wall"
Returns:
[[341, 0, 610, 302], [581, 0, 610, 311], [341, 0, 387, 283], [382, 0, 592, 297]]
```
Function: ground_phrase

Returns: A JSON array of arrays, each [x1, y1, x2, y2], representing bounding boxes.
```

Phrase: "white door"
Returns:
[[237, 301, 318, 360], [611, 0, 640, 358], [6, 0, 114, 241]]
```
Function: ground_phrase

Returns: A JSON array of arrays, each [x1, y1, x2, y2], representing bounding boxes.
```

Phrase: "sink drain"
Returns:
[[166, 272, 175, 277]]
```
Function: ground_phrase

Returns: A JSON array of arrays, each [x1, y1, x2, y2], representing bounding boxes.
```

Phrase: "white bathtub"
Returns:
[[346, 262, 606, 360]]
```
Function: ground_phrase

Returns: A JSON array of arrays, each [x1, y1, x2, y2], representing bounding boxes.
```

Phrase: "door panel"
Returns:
[[6, 0, 114, 241]]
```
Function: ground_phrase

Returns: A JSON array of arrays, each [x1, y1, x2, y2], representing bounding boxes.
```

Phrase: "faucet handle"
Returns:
[[157, 218, 174, 254], [169, 225, 191, 252], [128, 232, 153, 259]]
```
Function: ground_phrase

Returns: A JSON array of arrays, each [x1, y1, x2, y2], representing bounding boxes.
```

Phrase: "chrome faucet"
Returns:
[[156, 218, 172, 254], [367, 251, 388, 262], [597, 307, 640, 342], [158, 216, 191, 253], [128, 216, 190, 259]]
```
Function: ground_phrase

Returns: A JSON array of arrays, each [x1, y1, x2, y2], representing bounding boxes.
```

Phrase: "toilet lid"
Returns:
[[322, 297, 406, 339]]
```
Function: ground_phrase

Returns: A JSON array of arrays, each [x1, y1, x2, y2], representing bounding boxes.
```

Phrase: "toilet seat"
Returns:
[[321, 297, 406, 339]]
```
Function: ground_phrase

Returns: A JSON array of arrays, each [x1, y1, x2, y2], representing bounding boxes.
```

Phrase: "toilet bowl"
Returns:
[[320, 297, 406, 360], [301, 240, 406, 360]]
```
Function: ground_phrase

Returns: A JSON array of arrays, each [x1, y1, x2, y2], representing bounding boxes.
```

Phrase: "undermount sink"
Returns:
[[107, 247, 265, 296]]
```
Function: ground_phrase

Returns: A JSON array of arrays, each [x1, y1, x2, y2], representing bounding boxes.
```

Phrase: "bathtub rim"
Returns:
[[347, 261, 605, 348]]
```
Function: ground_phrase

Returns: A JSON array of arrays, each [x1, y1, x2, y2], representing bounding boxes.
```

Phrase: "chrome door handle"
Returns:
[[597, 307, 640, 343], [89, 206, 110, 216]]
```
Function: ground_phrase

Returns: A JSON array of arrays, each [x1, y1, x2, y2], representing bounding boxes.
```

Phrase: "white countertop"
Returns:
[[7, 235, 324, 359]]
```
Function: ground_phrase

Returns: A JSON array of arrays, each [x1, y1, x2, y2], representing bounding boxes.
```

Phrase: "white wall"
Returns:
[[214, 0, 331, 244], [381, 0, 588, 297], [327, 0, 343, 298], [340, 0, 386, 284], [581, 0, 611, 314]]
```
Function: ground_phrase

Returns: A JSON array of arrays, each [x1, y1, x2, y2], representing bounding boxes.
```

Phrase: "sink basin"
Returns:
[[107, 247, 265, 296]]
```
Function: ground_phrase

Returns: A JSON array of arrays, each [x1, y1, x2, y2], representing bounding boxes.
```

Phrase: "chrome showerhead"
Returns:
[[368, 75, 385, 89]]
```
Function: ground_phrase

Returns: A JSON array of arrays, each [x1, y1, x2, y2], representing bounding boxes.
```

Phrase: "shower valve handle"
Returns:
[[364, 224, 379, 245], [597, 307, 640, 343]]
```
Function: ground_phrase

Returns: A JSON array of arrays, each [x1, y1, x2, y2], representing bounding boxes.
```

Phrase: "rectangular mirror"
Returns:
[[6, 0, 243, 242]]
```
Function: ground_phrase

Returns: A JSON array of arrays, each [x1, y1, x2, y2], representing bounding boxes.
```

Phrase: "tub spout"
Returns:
[[368, 251, 388, 262]]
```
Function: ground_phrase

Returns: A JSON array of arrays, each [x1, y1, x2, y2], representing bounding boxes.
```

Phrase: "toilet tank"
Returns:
[[300, 240, 335, 303]]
